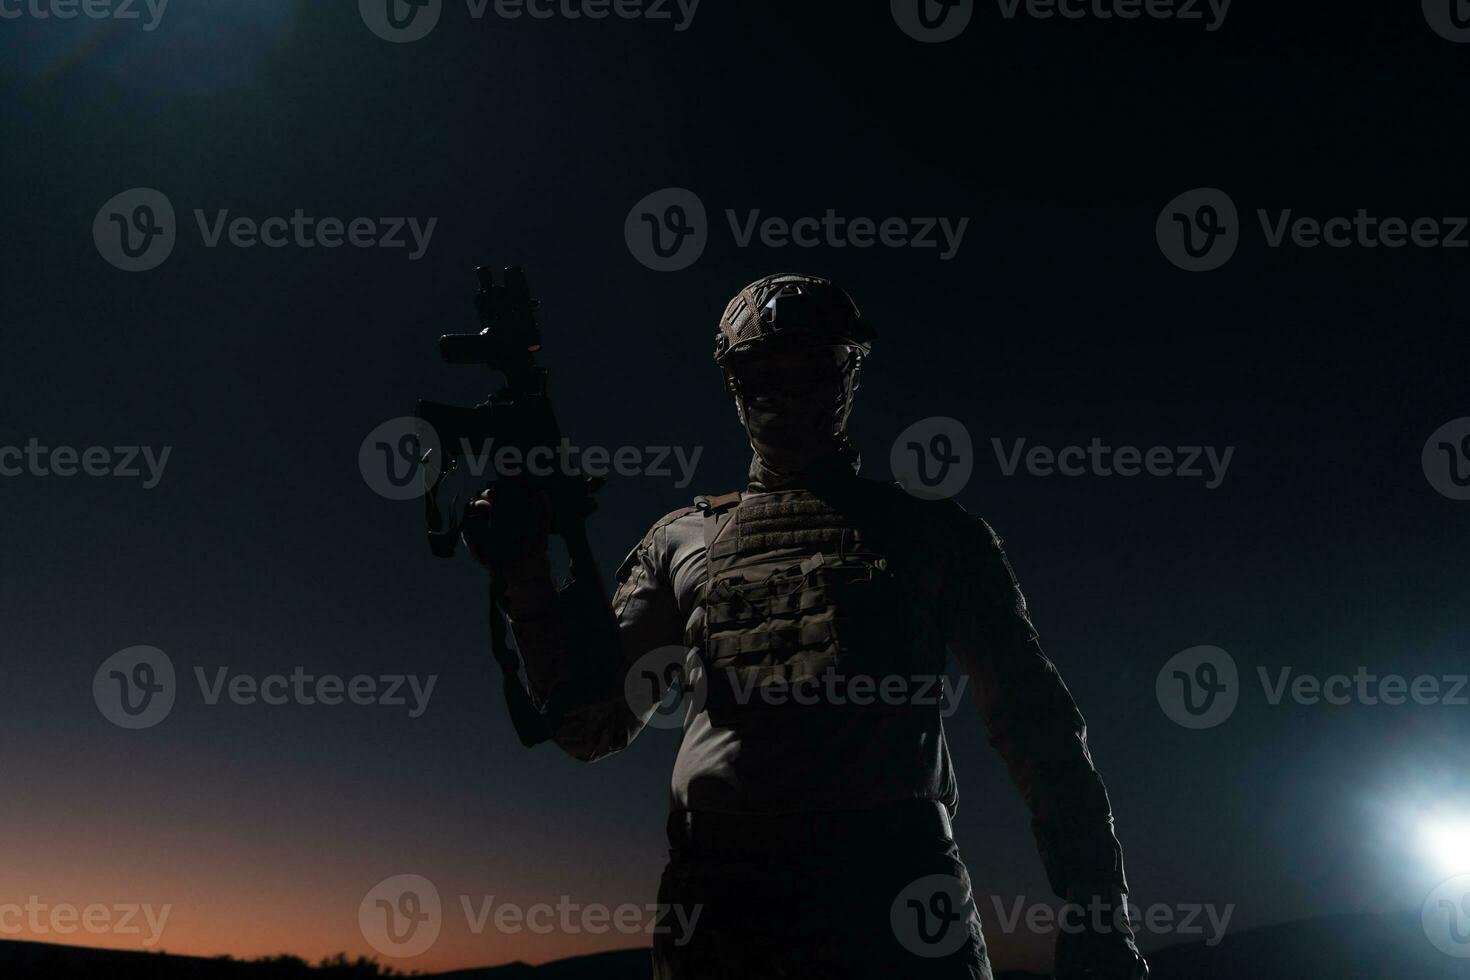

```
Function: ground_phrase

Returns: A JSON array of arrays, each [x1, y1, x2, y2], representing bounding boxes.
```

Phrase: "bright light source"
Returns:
[[1419, 818, 1470, 875]]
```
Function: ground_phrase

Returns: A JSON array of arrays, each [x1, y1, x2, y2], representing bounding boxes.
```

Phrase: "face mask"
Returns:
[[728, 345, 861, 476]]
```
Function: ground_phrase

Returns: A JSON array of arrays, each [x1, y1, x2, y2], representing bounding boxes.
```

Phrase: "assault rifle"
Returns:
[[416, 266, 605, 747]]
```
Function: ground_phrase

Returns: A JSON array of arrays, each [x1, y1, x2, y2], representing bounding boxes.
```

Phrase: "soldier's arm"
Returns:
[[496, 509, 690, 762], [942, 510, 1136, 916]]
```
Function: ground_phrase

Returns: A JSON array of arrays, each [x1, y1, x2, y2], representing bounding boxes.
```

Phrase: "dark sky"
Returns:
[[3, 0, 1469, 973]]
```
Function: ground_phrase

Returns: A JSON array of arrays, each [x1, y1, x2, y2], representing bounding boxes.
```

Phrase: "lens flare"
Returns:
[[1419, 817, 1470, 876], [5, 0, 296, 92]]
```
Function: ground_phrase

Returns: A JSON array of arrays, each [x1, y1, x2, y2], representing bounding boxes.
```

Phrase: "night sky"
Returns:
[[3, 1, 1469, 974]]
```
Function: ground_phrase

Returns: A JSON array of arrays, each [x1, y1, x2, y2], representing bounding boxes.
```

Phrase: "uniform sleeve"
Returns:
[[941, 510, 1133, 908], [500, 511, 689, 762]]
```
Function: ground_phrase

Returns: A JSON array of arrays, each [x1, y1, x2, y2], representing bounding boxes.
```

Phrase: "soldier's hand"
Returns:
[[1054, 929, 1148, 980], [461, 478, 553, 570], [1053, 896, 1148, 980]]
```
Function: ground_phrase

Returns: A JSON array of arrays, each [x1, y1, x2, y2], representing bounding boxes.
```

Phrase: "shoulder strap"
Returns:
[[692, 492, 741, 660], [694, 491, 742, 554]]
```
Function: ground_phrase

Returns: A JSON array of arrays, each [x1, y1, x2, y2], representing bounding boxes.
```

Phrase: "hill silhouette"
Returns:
[[1144, 910, 1463, 980], [0, 911, 1460, 979]]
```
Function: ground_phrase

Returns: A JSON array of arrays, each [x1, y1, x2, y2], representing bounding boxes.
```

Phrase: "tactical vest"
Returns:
[[688, 484, 948, 724]]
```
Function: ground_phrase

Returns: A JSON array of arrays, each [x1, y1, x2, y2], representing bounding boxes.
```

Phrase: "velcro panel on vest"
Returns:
[[707, 620, 840, 664], [698, 487, 948, 722], [708, 493, 871, 564]]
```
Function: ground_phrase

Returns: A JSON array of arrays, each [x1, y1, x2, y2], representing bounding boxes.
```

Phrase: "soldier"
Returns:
[[464, 274, 1148, 980]]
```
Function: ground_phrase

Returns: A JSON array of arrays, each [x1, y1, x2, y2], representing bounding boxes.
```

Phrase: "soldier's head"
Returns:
[[715, 274, 874, 475]]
